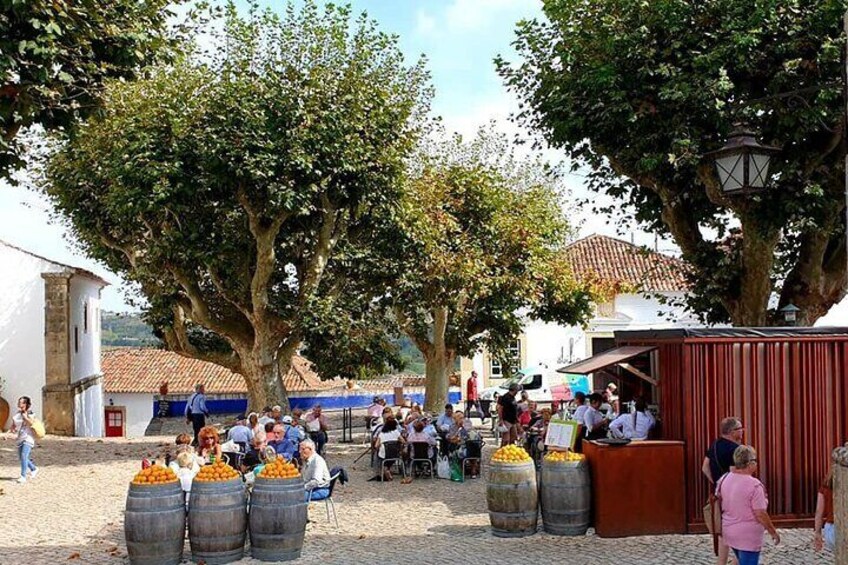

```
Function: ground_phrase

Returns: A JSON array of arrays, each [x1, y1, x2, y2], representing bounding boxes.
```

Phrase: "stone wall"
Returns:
[[41, 273, 73, 435]]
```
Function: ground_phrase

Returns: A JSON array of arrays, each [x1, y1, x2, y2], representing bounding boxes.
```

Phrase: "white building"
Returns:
[[0, 240, 108, 436], [461, 234, 700, 391]]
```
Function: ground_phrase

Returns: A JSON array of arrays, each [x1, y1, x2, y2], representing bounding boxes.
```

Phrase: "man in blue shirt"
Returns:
[[227, 414, 254, 449], [184, 383, 209, 446]]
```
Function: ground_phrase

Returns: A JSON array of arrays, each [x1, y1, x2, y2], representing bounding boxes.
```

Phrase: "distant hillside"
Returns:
[[101, 311, 160, 347]]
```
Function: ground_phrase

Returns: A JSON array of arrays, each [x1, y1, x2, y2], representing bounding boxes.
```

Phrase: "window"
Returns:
[[107, 412, 123, 427], [83, 302, 89, 333], [520, 374, 543, 390], [490, 339, 522, 378], [74, 326, 79, 353]]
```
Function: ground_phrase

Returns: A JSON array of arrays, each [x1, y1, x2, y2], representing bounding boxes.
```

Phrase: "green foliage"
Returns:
[[392, 127, 595, 369], [43, 1, 431, 406], [499, 0, 847, 325], [0, 0, 180, 181]]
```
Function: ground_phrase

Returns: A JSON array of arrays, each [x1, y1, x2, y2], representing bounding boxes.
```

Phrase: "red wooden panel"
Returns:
[[619, 332, 848, 530]]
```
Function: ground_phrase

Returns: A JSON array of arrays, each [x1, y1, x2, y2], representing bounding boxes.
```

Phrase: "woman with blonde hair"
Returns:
[[719, 445, 779, 565]]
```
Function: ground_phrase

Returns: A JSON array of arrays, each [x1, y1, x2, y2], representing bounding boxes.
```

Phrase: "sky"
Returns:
[[1, 0, 843, 321]]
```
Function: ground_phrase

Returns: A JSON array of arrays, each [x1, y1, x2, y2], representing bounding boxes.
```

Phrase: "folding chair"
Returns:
[[380, 441, 407, 482], [462, 440, 483, 480], [407, 442, 434, 478], [307, 471, 341, 527]]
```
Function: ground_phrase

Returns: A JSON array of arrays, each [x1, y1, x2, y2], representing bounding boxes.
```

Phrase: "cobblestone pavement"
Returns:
[[0, 430, 834, 565]]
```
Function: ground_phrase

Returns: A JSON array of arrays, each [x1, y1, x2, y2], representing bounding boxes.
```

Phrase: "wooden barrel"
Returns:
[[540, 457, 591, 535], [249, 476, 308, 561], [125, 481, 185, 565], [188, 478, 247, 564], [486, 460, 538, 537]]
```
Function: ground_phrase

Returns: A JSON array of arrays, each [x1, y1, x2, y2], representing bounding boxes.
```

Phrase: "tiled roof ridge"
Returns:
[[564, 234, 689, 292]]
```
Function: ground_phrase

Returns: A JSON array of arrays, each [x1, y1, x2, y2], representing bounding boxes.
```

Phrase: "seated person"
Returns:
[[227, 414, 254, 449], [174, 451, 200, 502], [305, 405, 329, 455], [268, 423, 297, 461], [436, 404, 454, 435], [301, 439, 331, 502], [404, 405, 423, 427], [366, 396, 385, 421], [407, 419, 436, 461], [447, 411, 472, 449], [197, 425, 223, 464], [291, 408, 307, 441], [608, 398, 655, 440], [258, 406, 275, 426], [518, 403, 533, 428], [281, 415, 302, 462], [448, 411, 480, 476], [373, 416, 406, 481], [170, 433, 204, 471], [241, 431, 267, 471]]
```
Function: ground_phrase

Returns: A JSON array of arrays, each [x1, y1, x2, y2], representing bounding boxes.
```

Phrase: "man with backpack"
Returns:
[[185, 383, 209, 446]]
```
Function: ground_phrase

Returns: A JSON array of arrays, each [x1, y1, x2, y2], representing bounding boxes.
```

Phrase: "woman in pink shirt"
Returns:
[[718, 445, 780, 565]]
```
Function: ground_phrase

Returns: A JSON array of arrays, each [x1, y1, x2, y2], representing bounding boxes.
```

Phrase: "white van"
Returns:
[[479, 366, 589, 405]]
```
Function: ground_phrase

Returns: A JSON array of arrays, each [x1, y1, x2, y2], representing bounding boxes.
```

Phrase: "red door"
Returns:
[[105, 408, 124, 437]]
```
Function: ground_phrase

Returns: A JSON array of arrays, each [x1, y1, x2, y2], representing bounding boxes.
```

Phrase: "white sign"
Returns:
[[544, 418, 580, 450]]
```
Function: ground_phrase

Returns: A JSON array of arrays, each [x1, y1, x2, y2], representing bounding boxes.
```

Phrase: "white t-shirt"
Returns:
[[582, 406, 605, 435], [13, 412, 35, 446], [571, 405, 589, 427], [609, 411, 655, 440], [378, 429, 401, 458]]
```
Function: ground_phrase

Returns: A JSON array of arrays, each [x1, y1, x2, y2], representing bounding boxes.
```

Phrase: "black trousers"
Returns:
[[190, 413, 206, 446], [465, 399, 485, 420]]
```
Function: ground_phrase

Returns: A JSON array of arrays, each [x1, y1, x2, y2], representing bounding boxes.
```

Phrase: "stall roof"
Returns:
[[556, 345, 656, 375], [616, 327, 848, 341]]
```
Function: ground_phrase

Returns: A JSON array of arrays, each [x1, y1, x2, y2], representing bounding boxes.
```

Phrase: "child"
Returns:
[[10, 396, 38, 484], [175, 451, 199, 503]]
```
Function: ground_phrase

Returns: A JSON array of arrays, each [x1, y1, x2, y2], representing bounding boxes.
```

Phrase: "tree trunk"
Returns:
[[239, 360, 271, 414], [423, 306, 455, 413], [423, 350, 455, 413], [725, 224, 780, 326]]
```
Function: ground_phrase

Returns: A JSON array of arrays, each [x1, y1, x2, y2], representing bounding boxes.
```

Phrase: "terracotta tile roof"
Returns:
[[564, 234, 689, 293], [102, 348, 336, 394]]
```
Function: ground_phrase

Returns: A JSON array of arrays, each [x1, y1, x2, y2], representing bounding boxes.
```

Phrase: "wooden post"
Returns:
[[834, 445, 848, 563]]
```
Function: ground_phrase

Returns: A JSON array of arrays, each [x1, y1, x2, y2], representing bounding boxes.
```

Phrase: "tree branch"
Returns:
[[162, 305, 243, 373]]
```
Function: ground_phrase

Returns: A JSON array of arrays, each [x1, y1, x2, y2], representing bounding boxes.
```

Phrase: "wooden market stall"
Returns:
[[559, 327, 848, 533]]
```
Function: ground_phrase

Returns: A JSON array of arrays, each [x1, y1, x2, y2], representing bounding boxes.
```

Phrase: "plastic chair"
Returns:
[[379, 441, 407, 482], [463, 440, 482, 480], [307, 471, 341, 527], [407, 442, 434, 478]]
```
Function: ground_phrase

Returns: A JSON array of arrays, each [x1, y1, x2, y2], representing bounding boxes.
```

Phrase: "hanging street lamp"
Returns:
[[779, 303, 801, 326], [705, 126, 781, 195]]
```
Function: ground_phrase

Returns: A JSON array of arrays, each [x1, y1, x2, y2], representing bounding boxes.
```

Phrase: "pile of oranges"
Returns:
[[132, 465, 178, 486], [491, 444, 532, 464], [544, 450, 584, 463], [194, 461, 240, 483], [257, 458, 301, 480]]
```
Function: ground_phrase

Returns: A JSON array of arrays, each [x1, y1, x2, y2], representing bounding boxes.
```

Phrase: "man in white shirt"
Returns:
[[300, 439, 331, 502], [609, 398, 655, 440], [571, 392, 588, 426], [583, 393, 608, 440]]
